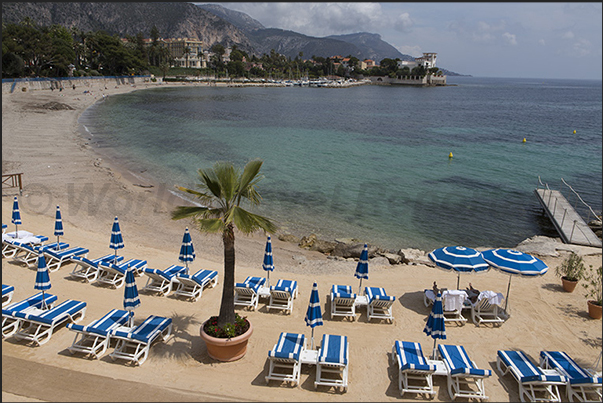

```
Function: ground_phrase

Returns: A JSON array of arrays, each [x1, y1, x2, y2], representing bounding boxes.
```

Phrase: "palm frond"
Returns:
[[171, 205, 210, 220], [213, 162, 239, 204], [237, 159, 264, 205], [239, 159, 263, 191], [231, 205, 277, 234], [194, 218, 225, 233], [175, 186, 208, 199], [197, 168, 222, 200]]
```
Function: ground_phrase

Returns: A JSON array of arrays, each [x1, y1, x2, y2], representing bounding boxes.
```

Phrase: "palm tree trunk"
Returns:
[[218, 223, 236, 327]]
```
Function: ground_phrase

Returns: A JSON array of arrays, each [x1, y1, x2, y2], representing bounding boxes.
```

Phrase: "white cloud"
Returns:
[[220, 2, 387, 37], [572, 38, 592, 57], [207, 2, 602, 79], [393, 12, 413, 33], [561, 31, 575, 40], [396, 44, 422, 58], [502, 32, 517, 46]]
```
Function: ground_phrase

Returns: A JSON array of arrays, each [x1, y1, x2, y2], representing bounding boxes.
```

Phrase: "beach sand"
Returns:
[[2, 81, 602, 402]]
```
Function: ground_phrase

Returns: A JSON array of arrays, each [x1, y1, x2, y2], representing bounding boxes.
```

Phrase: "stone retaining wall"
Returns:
[[2, 76, 158, 94]]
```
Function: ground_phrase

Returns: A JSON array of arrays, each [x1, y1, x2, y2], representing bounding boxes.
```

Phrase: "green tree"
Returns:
[[2, 19, 52, 77], [159, 61, 170, 79], [411, 65, 427, 76], [171, 160, 276, 328], [379, 58, 399, 74], [48, 24, 75, 77], [226, 60, 245, 78], [229, 45, 247, 62]]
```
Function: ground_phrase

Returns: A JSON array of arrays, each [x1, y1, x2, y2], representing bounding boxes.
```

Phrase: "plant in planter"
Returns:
[[582, 265, 602, 319], [203, 313, 250, 338], [554, 252, 586, 292], [171, 159, 276, 361]]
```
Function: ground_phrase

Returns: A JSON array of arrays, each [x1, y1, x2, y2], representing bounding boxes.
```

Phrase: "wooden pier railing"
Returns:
[[2, 173, 23, 195]]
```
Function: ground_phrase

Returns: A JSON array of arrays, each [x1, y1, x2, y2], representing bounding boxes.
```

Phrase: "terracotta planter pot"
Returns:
[[561, 277, 578, 293], [587, 300, 602, 320], [200, 319, 253, 362]]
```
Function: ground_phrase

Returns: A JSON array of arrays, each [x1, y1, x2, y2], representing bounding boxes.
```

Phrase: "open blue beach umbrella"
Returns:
[[423, 291, 446, 359], [109, 216, 124, 264], [428, 246, 489, 289], [54, 205, 64, 249], [354, 244, 369, 294], [123, 264, 141, 327], [11, 196, 22, 236], [262, 235, 275, 287], [482, 248, 548, 311], [178, 227, 195, 273], [35, 253, 51, 309], [305, 282, 323, 350]]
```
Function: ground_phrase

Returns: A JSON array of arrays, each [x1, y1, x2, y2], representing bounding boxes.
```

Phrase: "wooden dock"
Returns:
[[534, 188, 601, 248]]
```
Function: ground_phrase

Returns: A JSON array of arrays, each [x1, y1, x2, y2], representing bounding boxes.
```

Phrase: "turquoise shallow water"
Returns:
[[79, 77, 602, 251]]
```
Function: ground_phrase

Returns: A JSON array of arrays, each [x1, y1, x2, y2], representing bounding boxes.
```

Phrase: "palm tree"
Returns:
[[171, 159, 276, 328]]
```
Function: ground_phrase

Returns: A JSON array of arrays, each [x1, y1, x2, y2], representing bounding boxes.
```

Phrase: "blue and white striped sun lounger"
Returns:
[[173, 269, 219, 302], [265, 332, 306, 386], [540, 350, 602, 403], [330, 285, 357, 321], [497, 350, 567, 402], [109, 315, 173, 366], [234, 276, 266, 311], [267, 279, 298, 314], [9, 241, 66, 267], [365, 287, 396, 323], [9, 299, 87, 346], [96, 258, 148, 289], [2, 234, 49, 259], [438, 344, 492, 401], [392, 340, 437, 397], [471, 290, 507, 327], [43, 246, 89, 272], [315, 334, 349, 392], [67, 309, 130, 359], [70, 254, 124, 283], [141, 265, 188, 296], [2, 292, 58, 338], [2, 285, 15, 307]]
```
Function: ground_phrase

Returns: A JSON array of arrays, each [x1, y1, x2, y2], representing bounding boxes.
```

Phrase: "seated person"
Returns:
[[432, 281, 441, 296], [465, 283, 480, 304]]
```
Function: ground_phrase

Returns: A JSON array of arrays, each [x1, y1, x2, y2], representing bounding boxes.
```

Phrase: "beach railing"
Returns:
[[2, 173, 23, 195], [560, 178, 600, 226]]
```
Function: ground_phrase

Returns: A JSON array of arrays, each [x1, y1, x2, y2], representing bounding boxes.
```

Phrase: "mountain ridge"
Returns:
[[2, 2, 466, 74]]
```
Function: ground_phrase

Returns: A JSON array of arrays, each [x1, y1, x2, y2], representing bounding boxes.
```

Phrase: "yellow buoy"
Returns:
[[448, 152, 453, 158], [573, 130, 576, 134], [523, 138, 526, 143]]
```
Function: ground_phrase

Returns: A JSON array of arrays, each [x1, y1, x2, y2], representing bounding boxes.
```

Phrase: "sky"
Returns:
[[200, 2, 602, 80]]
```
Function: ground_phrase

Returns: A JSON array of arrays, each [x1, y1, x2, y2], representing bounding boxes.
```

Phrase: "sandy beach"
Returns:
[[2, 81, 602, 402]]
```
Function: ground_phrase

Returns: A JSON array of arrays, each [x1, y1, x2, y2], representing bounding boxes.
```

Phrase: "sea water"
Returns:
[[79, 76, 602, 251]]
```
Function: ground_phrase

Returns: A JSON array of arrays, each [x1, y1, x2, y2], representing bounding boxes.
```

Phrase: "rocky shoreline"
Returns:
[[278, 231, 602, 269]]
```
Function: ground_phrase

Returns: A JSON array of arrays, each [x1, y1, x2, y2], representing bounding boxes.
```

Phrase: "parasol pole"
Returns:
[[504, 274, 512, 311]]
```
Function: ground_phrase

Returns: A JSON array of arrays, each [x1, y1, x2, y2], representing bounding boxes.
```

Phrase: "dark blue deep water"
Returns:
[[79, 76, 602, 251]]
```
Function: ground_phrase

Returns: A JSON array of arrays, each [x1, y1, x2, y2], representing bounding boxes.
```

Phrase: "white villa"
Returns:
[[397, 52, 438, 70]]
